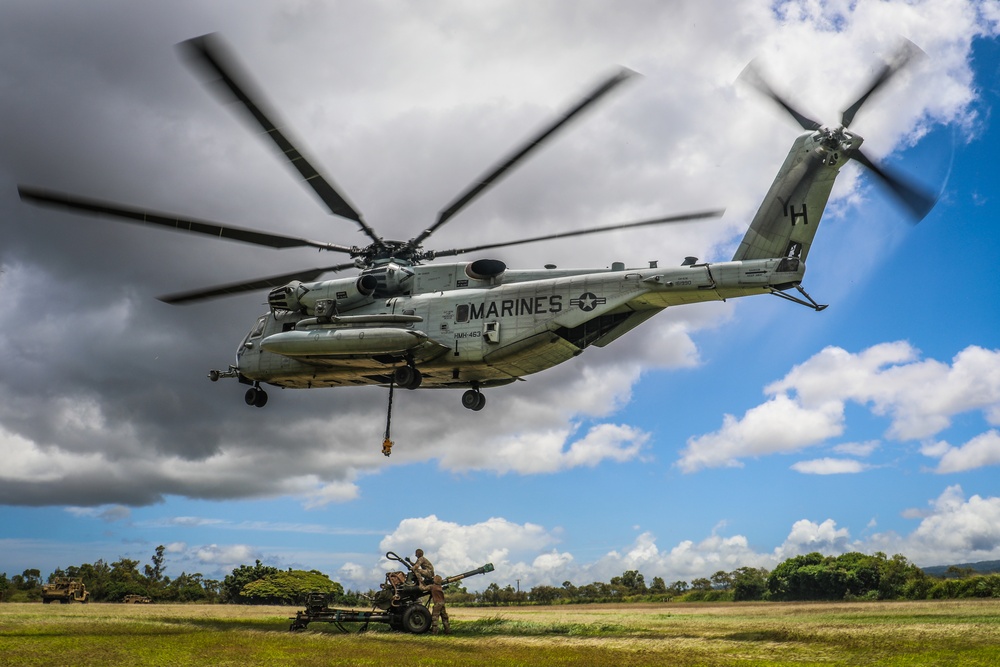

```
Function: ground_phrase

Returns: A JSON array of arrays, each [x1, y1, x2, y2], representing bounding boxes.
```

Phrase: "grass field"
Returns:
[[1, 599, 998, 666]]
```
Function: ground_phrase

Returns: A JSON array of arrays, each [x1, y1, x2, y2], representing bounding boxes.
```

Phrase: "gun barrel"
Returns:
[[442, 563, 494, 584]]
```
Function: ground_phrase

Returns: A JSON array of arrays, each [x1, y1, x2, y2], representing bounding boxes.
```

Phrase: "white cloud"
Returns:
[[774, 519, 853, 560], [769, 343, 1000, 440], [195, 544, 261, 567], [833, 440, 880, 457], [924, 430, 1000, 473], [791, 458, 870, 474], [303, 481, 361, 509], [873, 485, 1000, 564], [365, 486, 1000, 586], [65, 504, 131, 522], [678, 393, 845, 472], [679, 343, 1000, 471], [379, 515, 557, 575]]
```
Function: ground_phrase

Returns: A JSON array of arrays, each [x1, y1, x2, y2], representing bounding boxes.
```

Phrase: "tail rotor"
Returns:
[[741, 38, 938, 223]]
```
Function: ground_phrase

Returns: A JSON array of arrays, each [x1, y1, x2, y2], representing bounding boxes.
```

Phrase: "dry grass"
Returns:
[[1, 599, 998, 666]]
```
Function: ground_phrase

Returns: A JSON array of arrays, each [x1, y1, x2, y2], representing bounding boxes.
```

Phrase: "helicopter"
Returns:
[[18, 35, 935, 455]]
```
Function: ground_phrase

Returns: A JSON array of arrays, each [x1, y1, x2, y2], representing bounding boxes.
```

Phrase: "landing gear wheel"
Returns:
[[462, 389, 485, 411], [393, 365, 422, 390], [401, 604, 432, 634], [253, 389, 268, 407], [245, 386, 268, 408]]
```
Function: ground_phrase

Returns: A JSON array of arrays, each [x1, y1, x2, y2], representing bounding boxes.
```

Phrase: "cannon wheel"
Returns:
[[401, 604, 432, 634]]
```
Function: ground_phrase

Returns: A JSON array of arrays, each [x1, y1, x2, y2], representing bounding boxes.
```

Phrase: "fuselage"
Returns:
[[236, 256, 806, 390]]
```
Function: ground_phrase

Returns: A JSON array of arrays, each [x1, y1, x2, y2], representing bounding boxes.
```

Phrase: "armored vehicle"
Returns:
[[41, 577, 89, 604]]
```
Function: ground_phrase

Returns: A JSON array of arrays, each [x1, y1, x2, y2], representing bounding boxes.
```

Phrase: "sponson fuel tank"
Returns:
[[260, 327, 428, 357]]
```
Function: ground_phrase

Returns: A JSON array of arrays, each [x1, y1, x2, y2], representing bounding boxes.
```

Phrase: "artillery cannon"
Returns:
[[290, 551, 494, 633]]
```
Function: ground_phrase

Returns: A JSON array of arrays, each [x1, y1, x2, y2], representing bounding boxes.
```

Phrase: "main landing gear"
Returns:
[[244, 384, 268, 408], [462, 388, 486, 411]]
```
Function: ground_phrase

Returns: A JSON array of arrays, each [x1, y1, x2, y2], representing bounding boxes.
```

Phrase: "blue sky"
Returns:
[[2, 1, 999, 591]]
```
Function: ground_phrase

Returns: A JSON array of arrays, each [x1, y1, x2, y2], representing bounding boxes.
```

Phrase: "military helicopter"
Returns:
[[18, 35, 935, 454]]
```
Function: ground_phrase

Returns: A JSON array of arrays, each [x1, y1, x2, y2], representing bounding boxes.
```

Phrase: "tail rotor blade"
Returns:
[[841, 38, 924, 128], [739, 61, 822, 131], [851, 148, 937, 222]]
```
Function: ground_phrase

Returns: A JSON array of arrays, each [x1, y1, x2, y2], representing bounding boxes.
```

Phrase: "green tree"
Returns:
[[77, 560, 112, 601], [222, 560, 280, 603], [164, 572, 218, 603], [144, 545, 167, 589], [649, 576, 667, 594], [668, 580, 689, 596], [690, 577, 713, 591], [529, 585, 564, 604], [767, 552, 826, 600], [19, 569, 41, 589], [731, 567, 769, 601], [104, 557, 148, 601], [620, 570, 647, 595], [481, 582, 502, 605], [239, 569, 341, 605], [710, 570, 733, 590], [946, 565, 976, 579]]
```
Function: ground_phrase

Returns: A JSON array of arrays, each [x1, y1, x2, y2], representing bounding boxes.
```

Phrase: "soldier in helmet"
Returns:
[[411, 548, 435, 585], [420, 574, 450, 635]]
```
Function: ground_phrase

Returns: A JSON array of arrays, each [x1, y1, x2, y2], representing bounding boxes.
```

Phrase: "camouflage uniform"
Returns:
[[412, 549, 435, 585], [421, 576, 450, 634]]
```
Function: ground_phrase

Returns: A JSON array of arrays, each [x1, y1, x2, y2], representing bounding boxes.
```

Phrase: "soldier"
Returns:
[[420, 574, 450, 635], [411, 548, 435, 584]]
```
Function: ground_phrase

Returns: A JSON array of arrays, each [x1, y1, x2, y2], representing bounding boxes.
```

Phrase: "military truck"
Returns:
[[123, 594, 152, 604], [41, 577, 89, 604]]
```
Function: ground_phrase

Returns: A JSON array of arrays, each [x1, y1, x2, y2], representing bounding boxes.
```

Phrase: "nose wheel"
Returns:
[[461, 389, 486, 411], [244, 385, 268, 408]]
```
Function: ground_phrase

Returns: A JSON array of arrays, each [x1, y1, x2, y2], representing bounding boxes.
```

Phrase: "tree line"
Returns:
[[3, 548, 999, 605]]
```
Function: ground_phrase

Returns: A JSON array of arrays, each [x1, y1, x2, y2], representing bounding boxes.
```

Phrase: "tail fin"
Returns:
[[734, 42, 933, 263], [732, 131, 849, 263]]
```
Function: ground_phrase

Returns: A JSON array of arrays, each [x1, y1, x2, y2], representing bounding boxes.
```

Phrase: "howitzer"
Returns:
[[290, 552, 495, 634]]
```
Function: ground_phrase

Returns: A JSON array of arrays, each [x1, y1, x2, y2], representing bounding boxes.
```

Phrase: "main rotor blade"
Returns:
[[850, 148, 937, 221], [739, 62, 822, 132], [18, 186, 355, 253], [841, 39, 924, 128], [158, 262, 358, 304], [180, 34, 380, 243], [409, 68, 638, 251], [430, 208, 724, 259]]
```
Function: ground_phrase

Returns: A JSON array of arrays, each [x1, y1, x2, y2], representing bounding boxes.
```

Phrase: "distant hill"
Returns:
[[923, 560, 1000, 577]]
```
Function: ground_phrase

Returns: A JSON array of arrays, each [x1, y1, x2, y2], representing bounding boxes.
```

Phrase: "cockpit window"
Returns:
[[249, 315, 267, 339]]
